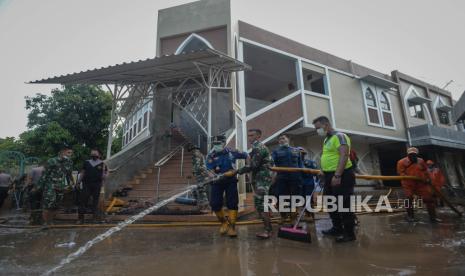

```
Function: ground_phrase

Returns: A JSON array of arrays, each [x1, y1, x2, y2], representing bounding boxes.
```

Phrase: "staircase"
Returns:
[[116, 128, 196, 210], [124, 150, 193, 203]]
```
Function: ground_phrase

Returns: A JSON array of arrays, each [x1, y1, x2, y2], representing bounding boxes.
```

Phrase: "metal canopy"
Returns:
[[360, 74, 398, 89], [29, 48, 250, 159], [29, 48, 251, 85]]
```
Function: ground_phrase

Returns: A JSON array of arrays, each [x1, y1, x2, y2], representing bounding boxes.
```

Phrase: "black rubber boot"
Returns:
[[427, 204, 441, 223], [405, 198, 415, 222]]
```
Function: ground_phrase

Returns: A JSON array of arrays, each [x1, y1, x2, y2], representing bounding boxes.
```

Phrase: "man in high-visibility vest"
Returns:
[[396, 147, 439, 223], [313, 116, 356, 243]]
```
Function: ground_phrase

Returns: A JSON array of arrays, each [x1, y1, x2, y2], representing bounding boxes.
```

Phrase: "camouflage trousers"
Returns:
[[253, 170, 272, 213], [42, 185, 65, 210], [194, 176, 209, 207]]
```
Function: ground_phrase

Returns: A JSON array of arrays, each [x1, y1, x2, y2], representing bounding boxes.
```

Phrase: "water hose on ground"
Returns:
[[0, 209, 406, 229]]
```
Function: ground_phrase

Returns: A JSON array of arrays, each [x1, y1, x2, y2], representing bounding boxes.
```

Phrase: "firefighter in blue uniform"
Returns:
[[271, 133, 303, 224], [206, 135, 248, 237]]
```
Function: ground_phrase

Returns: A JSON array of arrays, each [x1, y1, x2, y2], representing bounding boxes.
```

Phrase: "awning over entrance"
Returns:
[[29, 49, 251, 85]]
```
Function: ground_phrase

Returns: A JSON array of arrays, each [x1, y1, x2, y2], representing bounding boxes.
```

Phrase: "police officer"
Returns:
[[189, 144, 213, 212], [237, 129, 274, 239], [37, 144, 74, 226], [207, 135, 247, 237], [77, 149, 108, 224], [313, 116, 356, 243], [271, 133, 302, 224]]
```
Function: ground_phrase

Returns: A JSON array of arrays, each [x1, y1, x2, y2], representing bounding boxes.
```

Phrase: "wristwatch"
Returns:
[[334, 174, 341, 179]]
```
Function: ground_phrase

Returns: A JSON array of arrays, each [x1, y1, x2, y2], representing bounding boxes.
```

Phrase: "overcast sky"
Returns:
[[1, 0, 464, 138]]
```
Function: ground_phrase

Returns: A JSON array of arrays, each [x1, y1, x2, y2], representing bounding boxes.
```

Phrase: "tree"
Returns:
[[19, 122, 74, 160], [0, 137, 23, 152], [23, 84, 113, 166]]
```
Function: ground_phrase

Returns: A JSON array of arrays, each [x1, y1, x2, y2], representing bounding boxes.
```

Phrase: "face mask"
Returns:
[[212, 144, 223, 152], [62, 155, 70, 160], [280, 143, 289, 147], [91, 155, 99, 160], [317, 128, 326, 137], [408, 154, 418, 163]]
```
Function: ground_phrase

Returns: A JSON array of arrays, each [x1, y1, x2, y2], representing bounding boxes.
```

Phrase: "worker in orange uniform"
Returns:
[[396, 147, 439, 223], [426, 160, 446, 206]]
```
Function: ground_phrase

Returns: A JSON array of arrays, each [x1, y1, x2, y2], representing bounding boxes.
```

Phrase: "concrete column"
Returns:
[[151, 88, 173, 163]]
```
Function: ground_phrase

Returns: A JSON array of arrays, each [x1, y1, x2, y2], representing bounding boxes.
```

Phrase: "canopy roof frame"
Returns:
[[29, 49, 250, 158]]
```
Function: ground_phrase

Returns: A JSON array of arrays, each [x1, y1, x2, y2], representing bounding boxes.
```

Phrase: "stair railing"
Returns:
[[154, 142, 188, 201]]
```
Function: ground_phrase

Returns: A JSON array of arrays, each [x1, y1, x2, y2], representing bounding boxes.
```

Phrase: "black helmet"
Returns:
[[212, 135, 226, 144]]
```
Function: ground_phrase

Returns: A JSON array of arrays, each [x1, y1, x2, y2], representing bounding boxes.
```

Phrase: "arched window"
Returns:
[[365, 87, 380, 124], [365, 88, 377, 107], [379, 91, 394, 127], [175, 33, 214, 55], [362, 82, 395, 128], [379, 92, 390, 111]]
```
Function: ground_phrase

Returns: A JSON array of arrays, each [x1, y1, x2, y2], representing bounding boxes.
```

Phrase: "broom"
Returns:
[[278, 189, 315, 243]]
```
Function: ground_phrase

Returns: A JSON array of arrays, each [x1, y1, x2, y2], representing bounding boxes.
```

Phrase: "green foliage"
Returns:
[[19, 122, 74, 160], [111, 125, 123, 155], [0, 137, 22, 152], [25, 84, 112, 149], [19, 84, 113, 167]]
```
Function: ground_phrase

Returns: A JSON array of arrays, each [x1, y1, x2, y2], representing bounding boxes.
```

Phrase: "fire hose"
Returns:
[[270, 166, 462, 217]]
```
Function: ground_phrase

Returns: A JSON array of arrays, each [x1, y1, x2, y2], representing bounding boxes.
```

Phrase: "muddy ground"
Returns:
[[1, 210, 464, 276]]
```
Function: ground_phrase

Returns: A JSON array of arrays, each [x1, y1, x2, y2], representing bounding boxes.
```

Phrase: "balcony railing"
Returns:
[[408, 124, 465, 150]]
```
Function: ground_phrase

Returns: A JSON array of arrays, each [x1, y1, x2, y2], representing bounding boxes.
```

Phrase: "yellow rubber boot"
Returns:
[[215, 210, 229, 235], [227, 210, 238, 238]]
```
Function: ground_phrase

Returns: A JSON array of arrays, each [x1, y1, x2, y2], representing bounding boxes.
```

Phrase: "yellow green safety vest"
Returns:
[[321, 132, 352, 172]]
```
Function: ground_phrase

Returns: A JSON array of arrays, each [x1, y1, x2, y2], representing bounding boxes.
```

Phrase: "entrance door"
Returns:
[[377, 143, 406, 187]]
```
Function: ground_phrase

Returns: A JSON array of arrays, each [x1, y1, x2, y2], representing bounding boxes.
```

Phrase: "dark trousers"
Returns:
[[275, 176, 301, 216], [78, 182, 101, 215], [210, 178, 238, 212], [275, 176, 301, 198], [0, 187, 8, 208], [323, 168, 356, 235]]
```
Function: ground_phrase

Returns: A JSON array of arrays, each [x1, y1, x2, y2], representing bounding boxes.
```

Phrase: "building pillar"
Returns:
[[151, 88, 173, 163]]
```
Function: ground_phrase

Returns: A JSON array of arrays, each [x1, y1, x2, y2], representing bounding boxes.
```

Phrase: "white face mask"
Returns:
[[316, 128, 326, 137], [212, 144, 223, 152]]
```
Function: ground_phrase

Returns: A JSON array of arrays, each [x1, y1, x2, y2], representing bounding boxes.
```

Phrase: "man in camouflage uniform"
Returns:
[[237, 129, 274, 239], [37, 144, 74, 225], [189, 144, 212, 211]]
